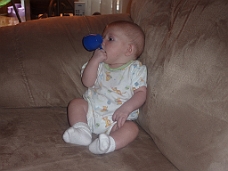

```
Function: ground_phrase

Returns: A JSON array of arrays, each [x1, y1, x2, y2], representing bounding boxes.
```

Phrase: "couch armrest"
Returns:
[[0, 14, 132, 108]]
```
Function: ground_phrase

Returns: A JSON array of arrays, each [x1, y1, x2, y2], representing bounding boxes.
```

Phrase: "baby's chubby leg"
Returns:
[[63, 99, 92, 146], [89, 121, 139, 154]]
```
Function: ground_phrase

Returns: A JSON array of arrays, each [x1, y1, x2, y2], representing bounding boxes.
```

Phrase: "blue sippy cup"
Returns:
[[82, 34, 103, 51]]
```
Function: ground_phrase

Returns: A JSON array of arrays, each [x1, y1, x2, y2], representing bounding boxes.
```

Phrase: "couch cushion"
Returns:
[[0, 108, 178, 171], [0, 14, 132, 108], [131, 0, 228, 170]]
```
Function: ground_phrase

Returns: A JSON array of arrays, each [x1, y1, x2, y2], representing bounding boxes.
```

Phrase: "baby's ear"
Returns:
[[125, 44, 134, 56]]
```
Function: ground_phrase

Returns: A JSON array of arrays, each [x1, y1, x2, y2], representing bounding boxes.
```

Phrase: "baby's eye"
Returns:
[[108, 37, 114, 41]]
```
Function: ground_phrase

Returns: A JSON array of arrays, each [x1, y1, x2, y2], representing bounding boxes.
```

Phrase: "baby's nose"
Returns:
[[101, 41, 105, 49]]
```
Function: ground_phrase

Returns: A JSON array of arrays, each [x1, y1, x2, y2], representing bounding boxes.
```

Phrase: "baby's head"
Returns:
[[103, 21, 145, 59]]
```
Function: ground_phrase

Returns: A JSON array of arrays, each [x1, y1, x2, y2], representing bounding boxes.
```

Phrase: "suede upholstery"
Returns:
[[0, 0, 228, 171]]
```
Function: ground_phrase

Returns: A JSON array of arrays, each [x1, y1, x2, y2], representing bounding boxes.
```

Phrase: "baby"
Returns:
[[63, 20, 147, 154]]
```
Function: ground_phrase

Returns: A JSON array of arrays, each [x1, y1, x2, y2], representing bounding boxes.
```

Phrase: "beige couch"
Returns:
[[1, 0, 228, 170]]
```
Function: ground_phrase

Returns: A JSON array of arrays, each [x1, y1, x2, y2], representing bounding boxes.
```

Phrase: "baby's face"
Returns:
[[102, 26, 133, 68]]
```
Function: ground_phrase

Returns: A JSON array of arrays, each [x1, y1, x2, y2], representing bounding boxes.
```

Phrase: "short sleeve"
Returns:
[[80, 62, 88, 77], [80, 62, 103, 78], [131, 61, 147, 91]]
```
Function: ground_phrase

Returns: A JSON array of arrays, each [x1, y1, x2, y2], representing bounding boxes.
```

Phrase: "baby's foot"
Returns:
[[89, 133, 115, 154], [63, 122, 92, 146]]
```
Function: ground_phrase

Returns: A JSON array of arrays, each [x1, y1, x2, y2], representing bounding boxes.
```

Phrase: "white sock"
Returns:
[[89, 133, 116, 154], [63, 122, 92, 146]]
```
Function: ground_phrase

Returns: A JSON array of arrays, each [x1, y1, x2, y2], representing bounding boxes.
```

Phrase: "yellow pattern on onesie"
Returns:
[[81, 60, 147, 135]]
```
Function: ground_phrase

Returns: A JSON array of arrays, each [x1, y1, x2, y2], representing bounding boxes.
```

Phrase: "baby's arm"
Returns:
[[82, 49, 107, 87], [112, 86, 147, 128]]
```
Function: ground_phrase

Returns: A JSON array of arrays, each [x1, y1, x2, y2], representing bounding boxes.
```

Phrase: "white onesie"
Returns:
[[81, 60, 147, 135]]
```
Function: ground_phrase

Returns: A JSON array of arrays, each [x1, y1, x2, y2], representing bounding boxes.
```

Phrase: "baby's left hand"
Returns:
[[112, 107, 130, 128]]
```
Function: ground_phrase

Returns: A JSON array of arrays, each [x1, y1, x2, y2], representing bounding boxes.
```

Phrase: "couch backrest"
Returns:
[[0, 14, 132, 108], [131, 0, 228, 170]]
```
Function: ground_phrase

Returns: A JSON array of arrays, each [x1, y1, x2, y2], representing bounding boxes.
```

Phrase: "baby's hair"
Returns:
[[105, 21, 145, 58]]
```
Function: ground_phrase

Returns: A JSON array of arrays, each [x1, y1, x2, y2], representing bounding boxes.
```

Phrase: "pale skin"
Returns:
[[68, 25, 147, 150]]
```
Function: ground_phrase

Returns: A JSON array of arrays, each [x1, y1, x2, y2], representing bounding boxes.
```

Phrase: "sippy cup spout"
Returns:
[[82, 34, 103, 51]]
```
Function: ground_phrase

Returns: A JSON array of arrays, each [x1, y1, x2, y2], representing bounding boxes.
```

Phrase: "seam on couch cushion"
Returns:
[[13, 26, 36, 107], [83, 16, 92, 34]]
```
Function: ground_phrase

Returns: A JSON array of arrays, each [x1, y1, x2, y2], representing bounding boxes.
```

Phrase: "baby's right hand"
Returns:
[[92, 49, 107, 63]]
